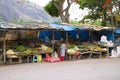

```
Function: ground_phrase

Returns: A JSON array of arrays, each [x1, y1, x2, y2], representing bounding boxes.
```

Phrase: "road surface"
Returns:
[[0, 58, 120, 80]]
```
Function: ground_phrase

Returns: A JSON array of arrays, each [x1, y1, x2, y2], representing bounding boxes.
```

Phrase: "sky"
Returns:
[[28, 0, 89, 21]]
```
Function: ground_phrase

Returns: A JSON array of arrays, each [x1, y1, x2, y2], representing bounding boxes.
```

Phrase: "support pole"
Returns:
[[66, 31, 68, 42], [52, 30, 54, 51], [3, 30, 6, 64]]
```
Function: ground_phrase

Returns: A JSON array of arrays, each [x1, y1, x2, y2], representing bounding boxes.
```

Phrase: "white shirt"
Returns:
[[60, 43, 66, 56]]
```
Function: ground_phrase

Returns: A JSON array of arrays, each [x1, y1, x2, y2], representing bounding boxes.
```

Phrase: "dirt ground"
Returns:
[[0, 58, 120, 80]]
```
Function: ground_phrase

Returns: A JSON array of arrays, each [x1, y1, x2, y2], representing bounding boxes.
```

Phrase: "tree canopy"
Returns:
[[44, 0, 77, 23], [77, 0, 120, 27]]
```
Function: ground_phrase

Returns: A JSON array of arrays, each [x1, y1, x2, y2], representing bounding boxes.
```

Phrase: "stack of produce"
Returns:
[[88, 45, 103, 51], [6, 49, 15, 55], [46, 47, 53, 53], [77, 45, 89, 50], [23, 48, 32, 54], [6, 49, 17, 58], [67, 45, 80, 54], [16, 45, 38, 55], [67, 49, 76, 54], [16, 45, 26, 52], [41, 44, 53, 53]]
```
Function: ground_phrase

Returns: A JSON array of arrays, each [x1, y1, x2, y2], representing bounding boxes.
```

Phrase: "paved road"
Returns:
[[0, 58, 120, 80]]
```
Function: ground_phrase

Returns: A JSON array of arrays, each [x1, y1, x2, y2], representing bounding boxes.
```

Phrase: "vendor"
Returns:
[[115, 36, 120, 43], [59, 41, 66, 61]]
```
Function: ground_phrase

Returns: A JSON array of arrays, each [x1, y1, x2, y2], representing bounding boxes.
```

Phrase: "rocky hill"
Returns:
[[0, 0, 54, 22]]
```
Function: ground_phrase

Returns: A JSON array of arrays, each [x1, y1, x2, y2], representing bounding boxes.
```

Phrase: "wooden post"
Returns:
[[66, 31, 68, 42], [52, 30, 54, 51], [113, 29, 115, 42], [3, 30, 6, 63]]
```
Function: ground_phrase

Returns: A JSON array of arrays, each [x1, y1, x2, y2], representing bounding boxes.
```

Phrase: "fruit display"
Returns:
[[46, 47, 53, 53], [67, 46, 80, 54], [6, 49, 15, 54], [23, 48, 32, 54], [41, 45, 48, 51], [88, 45, 104, 51], [6, 49, 17, 58], [73, 46, 79, 51], [77, 45, 88, 50], [67, 49, 76, 54], [41, 44, 53, 53], [16, 45, 26, 52]]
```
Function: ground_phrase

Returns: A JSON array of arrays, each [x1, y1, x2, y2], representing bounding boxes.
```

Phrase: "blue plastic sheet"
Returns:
[[100, 30, 114, 41], [115, 29, 120, 34], [49, 23, 76, 31]]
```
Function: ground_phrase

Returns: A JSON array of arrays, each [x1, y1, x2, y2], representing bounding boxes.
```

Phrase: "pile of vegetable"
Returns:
[[77, 45, 89, 50], [41, 44, 53, 53], [6, 49, 17, 58], [6, 49, 15, 54], [16, 45, 26, 52], [67, 46, 80, 55]]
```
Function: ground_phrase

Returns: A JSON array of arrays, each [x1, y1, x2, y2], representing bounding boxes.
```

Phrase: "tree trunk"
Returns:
[[110, 0, 114, 27], [102, 10, 107, 26], [116, 20, 118, 27], [53, 0, 74, 23], [59, 12, 69, 23]]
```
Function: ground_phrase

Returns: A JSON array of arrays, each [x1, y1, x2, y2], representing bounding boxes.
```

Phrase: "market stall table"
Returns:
[[6, 54, 22, 64], [20, 50, 52, 63]]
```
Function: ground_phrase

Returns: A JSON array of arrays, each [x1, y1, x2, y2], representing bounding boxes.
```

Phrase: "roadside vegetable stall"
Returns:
[[0, 22, 56, 64], [0, 22, 116, 64]]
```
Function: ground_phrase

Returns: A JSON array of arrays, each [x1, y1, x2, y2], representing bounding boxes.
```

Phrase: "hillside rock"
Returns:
[[0, 0, 54, 22]]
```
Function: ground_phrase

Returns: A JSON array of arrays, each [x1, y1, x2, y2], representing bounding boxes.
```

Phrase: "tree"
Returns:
[[77, 0, 120, 27], [44, 0, 77, 23], [112, 0, 120, 27], [77, 0, 107, 26]]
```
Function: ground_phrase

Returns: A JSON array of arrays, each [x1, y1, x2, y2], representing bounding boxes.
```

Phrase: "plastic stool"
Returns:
[[32, 54, 38, 62], [38, 55, 42, 62]]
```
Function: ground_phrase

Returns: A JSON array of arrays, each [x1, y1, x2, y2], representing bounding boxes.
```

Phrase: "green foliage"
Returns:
[[44, 1, 59, 17], [10, 17, 36, 24], [0, 16, 4, 22], [78, 0, 105, 9], [69, 20, 81, 25], [77, 0, 109, 26], [19, 18, 36, 23], [10, 17, 18, 23], [91, 20, 101, 26], [114, 10, 120, 21]]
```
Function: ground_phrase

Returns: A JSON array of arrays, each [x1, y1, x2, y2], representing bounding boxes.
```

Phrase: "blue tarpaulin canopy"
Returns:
[[38, 23, 77, 42], [49, 23, 76, 31], [115, 29, 120, 34], [38, 23, 114, 42]]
